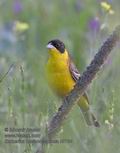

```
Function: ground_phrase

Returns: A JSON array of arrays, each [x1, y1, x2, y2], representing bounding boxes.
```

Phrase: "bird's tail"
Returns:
[[82, 110, 100, 127]]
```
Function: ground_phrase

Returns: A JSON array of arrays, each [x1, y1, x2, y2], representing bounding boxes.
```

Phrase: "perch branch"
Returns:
[[36, 25, 120, 153]]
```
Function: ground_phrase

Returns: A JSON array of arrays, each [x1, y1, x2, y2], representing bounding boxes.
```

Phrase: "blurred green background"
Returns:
[[0, 0, 120, 153]]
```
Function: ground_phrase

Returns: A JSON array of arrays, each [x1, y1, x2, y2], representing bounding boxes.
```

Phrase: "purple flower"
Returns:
[[89, 17, 100, 32], [13, 0, 23, 14]]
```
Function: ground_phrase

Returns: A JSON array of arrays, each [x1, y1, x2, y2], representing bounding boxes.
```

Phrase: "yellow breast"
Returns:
[[46, 50, 75, 97]]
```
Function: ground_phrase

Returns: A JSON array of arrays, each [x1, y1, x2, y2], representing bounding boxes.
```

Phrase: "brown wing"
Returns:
[[68, 56, 80, 82], [68, 55, 89, 103]]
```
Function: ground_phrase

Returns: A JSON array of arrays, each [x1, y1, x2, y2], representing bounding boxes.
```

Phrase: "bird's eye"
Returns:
[[55, 44, 58, 47], [54, 43, 59, 49]]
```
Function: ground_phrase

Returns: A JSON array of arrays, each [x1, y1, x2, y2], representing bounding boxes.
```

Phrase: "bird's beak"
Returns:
[[46, 43, 55, 49]]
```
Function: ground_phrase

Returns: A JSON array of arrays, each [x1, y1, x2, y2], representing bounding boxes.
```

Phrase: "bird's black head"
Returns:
[[47, 39, 65, 53]]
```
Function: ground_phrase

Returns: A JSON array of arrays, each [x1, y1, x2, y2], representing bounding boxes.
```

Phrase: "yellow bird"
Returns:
[[46, 39, 100, 127]]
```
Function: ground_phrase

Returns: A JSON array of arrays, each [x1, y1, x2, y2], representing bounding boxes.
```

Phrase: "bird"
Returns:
[[46, 39, 100, 127]]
